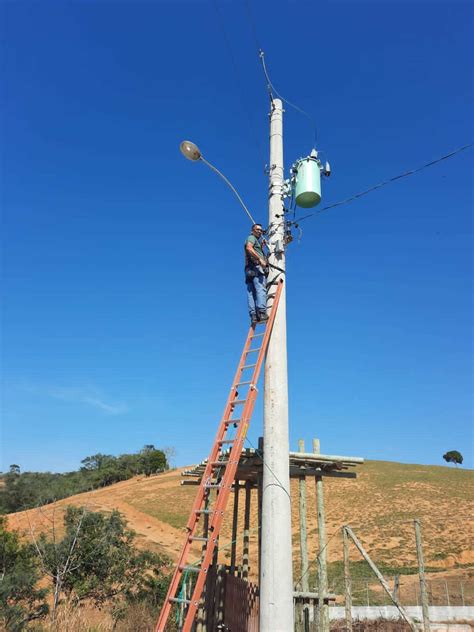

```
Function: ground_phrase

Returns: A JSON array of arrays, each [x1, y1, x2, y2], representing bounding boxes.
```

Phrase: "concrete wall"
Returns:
[[329, 605, 474, 622]]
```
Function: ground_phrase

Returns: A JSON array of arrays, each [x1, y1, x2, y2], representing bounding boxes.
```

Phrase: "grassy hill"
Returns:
[[8, 459, 473, 586]]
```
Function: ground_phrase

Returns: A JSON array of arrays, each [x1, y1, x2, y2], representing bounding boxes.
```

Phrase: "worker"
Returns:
[[244, 223, 269, 325]]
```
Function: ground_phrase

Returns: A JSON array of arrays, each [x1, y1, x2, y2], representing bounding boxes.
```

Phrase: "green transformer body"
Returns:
[[294, 155, 322, 208]]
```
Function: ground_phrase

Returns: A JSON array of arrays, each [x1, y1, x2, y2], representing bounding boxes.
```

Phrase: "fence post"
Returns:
[[342, 527, 352, 632], [344, 526, 417, 631], [392, 575, 400, 601], [414, 519, 430, 631], [445, 581, 450, 607], [460, 582, 465, 607], [313, 438, 330, 632]]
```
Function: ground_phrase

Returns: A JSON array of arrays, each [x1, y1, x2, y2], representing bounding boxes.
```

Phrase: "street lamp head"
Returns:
[[180, 140, 202, 162]]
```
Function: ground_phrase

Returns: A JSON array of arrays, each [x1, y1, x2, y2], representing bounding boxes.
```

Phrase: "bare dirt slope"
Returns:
[[8, 460, 473, 577]]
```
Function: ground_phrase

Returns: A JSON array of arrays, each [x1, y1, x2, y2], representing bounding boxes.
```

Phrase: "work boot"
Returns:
[[258, 310, 269, 322], [250, 313, 258, 326]]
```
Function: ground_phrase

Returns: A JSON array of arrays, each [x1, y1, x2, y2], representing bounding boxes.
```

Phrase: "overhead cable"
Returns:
[[243, 0, 262, 53], [292, 143, 474, 224], [212, 0, 266, 164], [259, 50, 318, 148]]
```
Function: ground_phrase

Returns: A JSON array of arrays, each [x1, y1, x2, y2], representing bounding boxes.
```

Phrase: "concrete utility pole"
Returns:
[[260, 97, 294, 631]]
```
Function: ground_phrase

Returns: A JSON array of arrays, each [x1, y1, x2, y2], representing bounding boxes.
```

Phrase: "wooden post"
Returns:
[[242, 481, 251, 580], [460, 582, 465, 607], [230, 482, 240, 573], [297, 439, 310, 632], [344, 526, 417, 631], [215, 564, 225, 627], [445, 581, 450, 607], [196, 493, 210, 632], [414, 519, 430, 631], [342, 527, 352, 632], [313, 438, 330, 632], [392, 575, 400, 601]]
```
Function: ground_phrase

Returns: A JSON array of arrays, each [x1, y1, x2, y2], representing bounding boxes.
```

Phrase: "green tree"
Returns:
[[9, 465, 20, 477], [0, 517, 49, 631], [443, 450, 463, 466], [80, 453, 115, 472], [0, 446, 170, 513], [139, 445, 167, 477], [37, 507, 169, 610]]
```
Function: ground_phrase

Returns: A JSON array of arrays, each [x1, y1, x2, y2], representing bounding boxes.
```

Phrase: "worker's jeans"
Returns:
[[246, 267, 267, 316]]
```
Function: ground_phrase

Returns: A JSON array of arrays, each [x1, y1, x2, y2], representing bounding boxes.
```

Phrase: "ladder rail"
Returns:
[[181, 389, 258, 629], [155, 280, 284, 632], [183, 318, 256, 533]]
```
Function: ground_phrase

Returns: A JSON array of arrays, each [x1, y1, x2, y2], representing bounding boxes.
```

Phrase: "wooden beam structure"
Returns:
[[182, 447, 363, 486], [179, 440, 363, 631]]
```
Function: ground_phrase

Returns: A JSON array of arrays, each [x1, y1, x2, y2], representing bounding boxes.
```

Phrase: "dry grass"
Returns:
[[29, 601, 176, 632], [30, 601, 113, 631], [8, 460, 473, 586], [331, 621, 411, 631]]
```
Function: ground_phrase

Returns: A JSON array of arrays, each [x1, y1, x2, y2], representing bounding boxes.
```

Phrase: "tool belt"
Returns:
[[245, 264, 268, 283]]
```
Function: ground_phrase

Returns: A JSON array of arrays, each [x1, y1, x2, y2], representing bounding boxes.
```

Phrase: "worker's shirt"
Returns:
[[244, 234, 265, 268]]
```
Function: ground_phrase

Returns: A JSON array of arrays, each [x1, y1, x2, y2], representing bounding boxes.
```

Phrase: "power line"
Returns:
[[211, 0, 266, 165], [291, 143, 473, 225], [242, 0, 318, 147], [259, 50, 318, 148], [243, 0, 262, 53], [245, 436, 291, 501]]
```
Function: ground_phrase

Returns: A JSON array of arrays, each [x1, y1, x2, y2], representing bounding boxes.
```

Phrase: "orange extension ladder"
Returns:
[[155, 279, 284, 632]]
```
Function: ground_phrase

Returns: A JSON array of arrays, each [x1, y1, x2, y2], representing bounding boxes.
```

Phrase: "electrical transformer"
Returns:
[[294, 153, 322, 209]]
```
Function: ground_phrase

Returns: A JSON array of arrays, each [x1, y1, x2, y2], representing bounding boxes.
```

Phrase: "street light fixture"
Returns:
[[179, 139, 256, 225], [180, 140, 202, 162]]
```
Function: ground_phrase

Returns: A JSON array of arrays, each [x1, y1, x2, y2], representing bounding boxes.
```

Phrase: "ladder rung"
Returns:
[[180, 565, 201, 573], [225, 418, 240, 426], [156, 281, 283, 632], [169, 597, 192, 605]]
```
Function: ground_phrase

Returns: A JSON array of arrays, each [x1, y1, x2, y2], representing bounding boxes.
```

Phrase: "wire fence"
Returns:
[[298, 545, 474, 609], [325, 577, 474, 608]]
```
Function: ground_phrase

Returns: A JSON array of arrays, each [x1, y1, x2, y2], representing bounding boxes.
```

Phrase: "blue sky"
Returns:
[[1, 0, 472, 473]]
